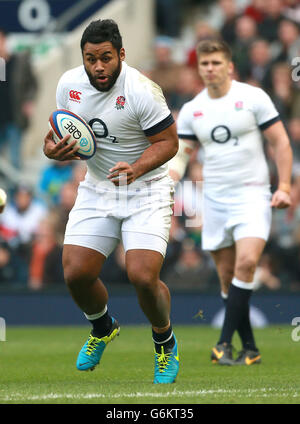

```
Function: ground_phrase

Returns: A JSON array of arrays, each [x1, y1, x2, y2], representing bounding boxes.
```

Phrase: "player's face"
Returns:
[[83, 42, 125, 92], [198, 52, 233, 88]]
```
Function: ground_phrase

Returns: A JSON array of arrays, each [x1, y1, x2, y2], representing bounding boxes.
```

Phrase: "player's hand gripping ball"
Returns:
[[48, 109, 97, 159]]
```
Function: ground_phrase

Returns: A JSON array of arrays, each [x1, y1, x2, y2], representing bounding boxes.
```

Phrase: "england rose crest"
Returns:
[[115, 96, 126, 110], [235, 101, 243, 111]]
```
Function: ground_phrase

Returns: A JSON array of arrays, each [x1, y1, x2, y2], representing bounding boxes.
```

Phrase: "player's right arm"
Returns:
[[252, 86, 292, 209], [169, 99, 198, 184], [263, 120, 292, 209], [168, 138, 195, 183]]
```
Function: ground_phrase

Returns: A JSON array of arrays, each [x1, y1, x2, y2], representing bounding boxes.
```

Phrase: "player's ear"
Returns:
[[228, 61, 234, 77], [119, 47, 125, 61]]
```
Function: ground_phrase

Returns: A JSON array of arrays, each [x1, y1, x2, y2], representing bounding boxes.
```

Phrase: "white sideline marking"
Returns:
[[1, 387, 299, 402]]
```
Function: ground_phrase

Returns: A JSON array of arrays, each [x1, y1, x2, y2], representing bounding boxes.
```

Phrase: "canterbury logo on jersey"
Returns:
[[69, 90, 82, 102]]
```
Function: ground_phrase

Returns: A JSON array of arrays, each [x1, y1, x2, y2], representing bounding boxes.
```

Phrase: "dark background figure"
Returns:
[[155, 0, 184, 37], [0, 28, 38, 171], [0, 238, 28, 285]]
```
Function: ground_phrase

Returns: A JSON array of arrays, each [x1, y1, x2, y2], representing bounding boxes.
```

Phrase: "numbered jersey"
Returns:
[[56, 62, 174, 182], [177, 80, 280, 198]]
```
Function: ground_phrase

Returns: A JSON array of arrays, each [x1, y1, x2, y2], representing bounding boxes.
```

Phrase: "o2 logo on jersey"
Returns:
[[211, 125, 231, 143], [89, 118, 118, 143]]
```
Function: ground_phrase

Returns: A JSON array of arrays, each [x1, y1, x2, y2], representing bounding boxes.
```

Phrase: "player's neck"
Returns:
[[207, 78, 232, 99]]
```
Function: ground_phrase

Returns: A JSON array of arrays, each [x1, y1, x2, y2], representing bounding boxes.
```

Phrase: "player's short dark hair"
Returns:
[[196, 39, 232, 61], [80, 19, 123, 53]]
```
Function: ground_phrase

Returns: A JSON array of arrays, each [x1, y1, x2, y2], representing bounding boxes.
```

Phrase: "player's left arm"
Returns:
[[107, 122, 178, 185], [263, 120, 293, 209]]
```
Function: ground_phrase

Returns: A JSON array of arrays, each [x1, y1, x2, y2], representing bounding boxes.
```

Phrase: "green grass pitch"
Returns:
[[0, 325, 299, 404]]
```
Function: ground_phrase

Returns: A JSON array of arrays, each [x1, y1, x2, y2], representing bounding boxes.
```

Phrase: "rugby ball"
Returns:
[[48, 109, 97, 159], [0, 188, 7, 214]]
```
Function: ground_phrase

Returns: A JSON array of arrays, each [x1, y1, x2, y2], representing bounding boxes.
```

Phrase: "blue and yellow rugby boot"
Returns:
[[154, 335, 179, 384], [76, 318, 120, 371]]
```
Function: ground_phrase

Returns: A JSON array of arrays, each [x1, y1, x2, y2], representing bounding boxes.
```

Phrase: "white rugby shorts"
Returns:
[[201, 190, 272, 251], [64, 173, 174, 257]]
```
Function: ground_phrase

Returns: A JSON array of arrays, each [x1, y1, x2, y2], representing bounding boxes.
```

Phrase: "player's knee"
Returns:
[[128, 269, 156, 291], [235, 255, 257, 276], [63, 263, 97, 289]]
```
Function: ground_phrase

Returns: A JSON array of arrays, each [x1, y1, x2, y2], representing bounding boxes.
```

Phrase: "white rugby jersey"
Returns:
[[177, 80, 280, 198], [56, 62, 174, 182]]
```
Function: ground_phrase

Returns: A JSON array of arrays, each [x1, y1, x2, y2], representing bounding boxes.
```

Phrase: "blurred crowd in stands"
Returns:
[[0, 0, 300, 293]]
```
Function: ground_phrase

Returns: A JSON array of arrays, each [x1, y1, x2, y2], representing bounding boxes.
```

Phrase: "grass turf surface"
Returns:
[[0, 325, 299, 404]]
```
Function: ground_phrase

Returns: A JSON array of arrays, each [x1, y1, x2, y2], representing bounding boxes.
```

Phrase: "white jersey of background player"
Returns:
[[56, 62, 173, 182], [177, 79, 280, 200]]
